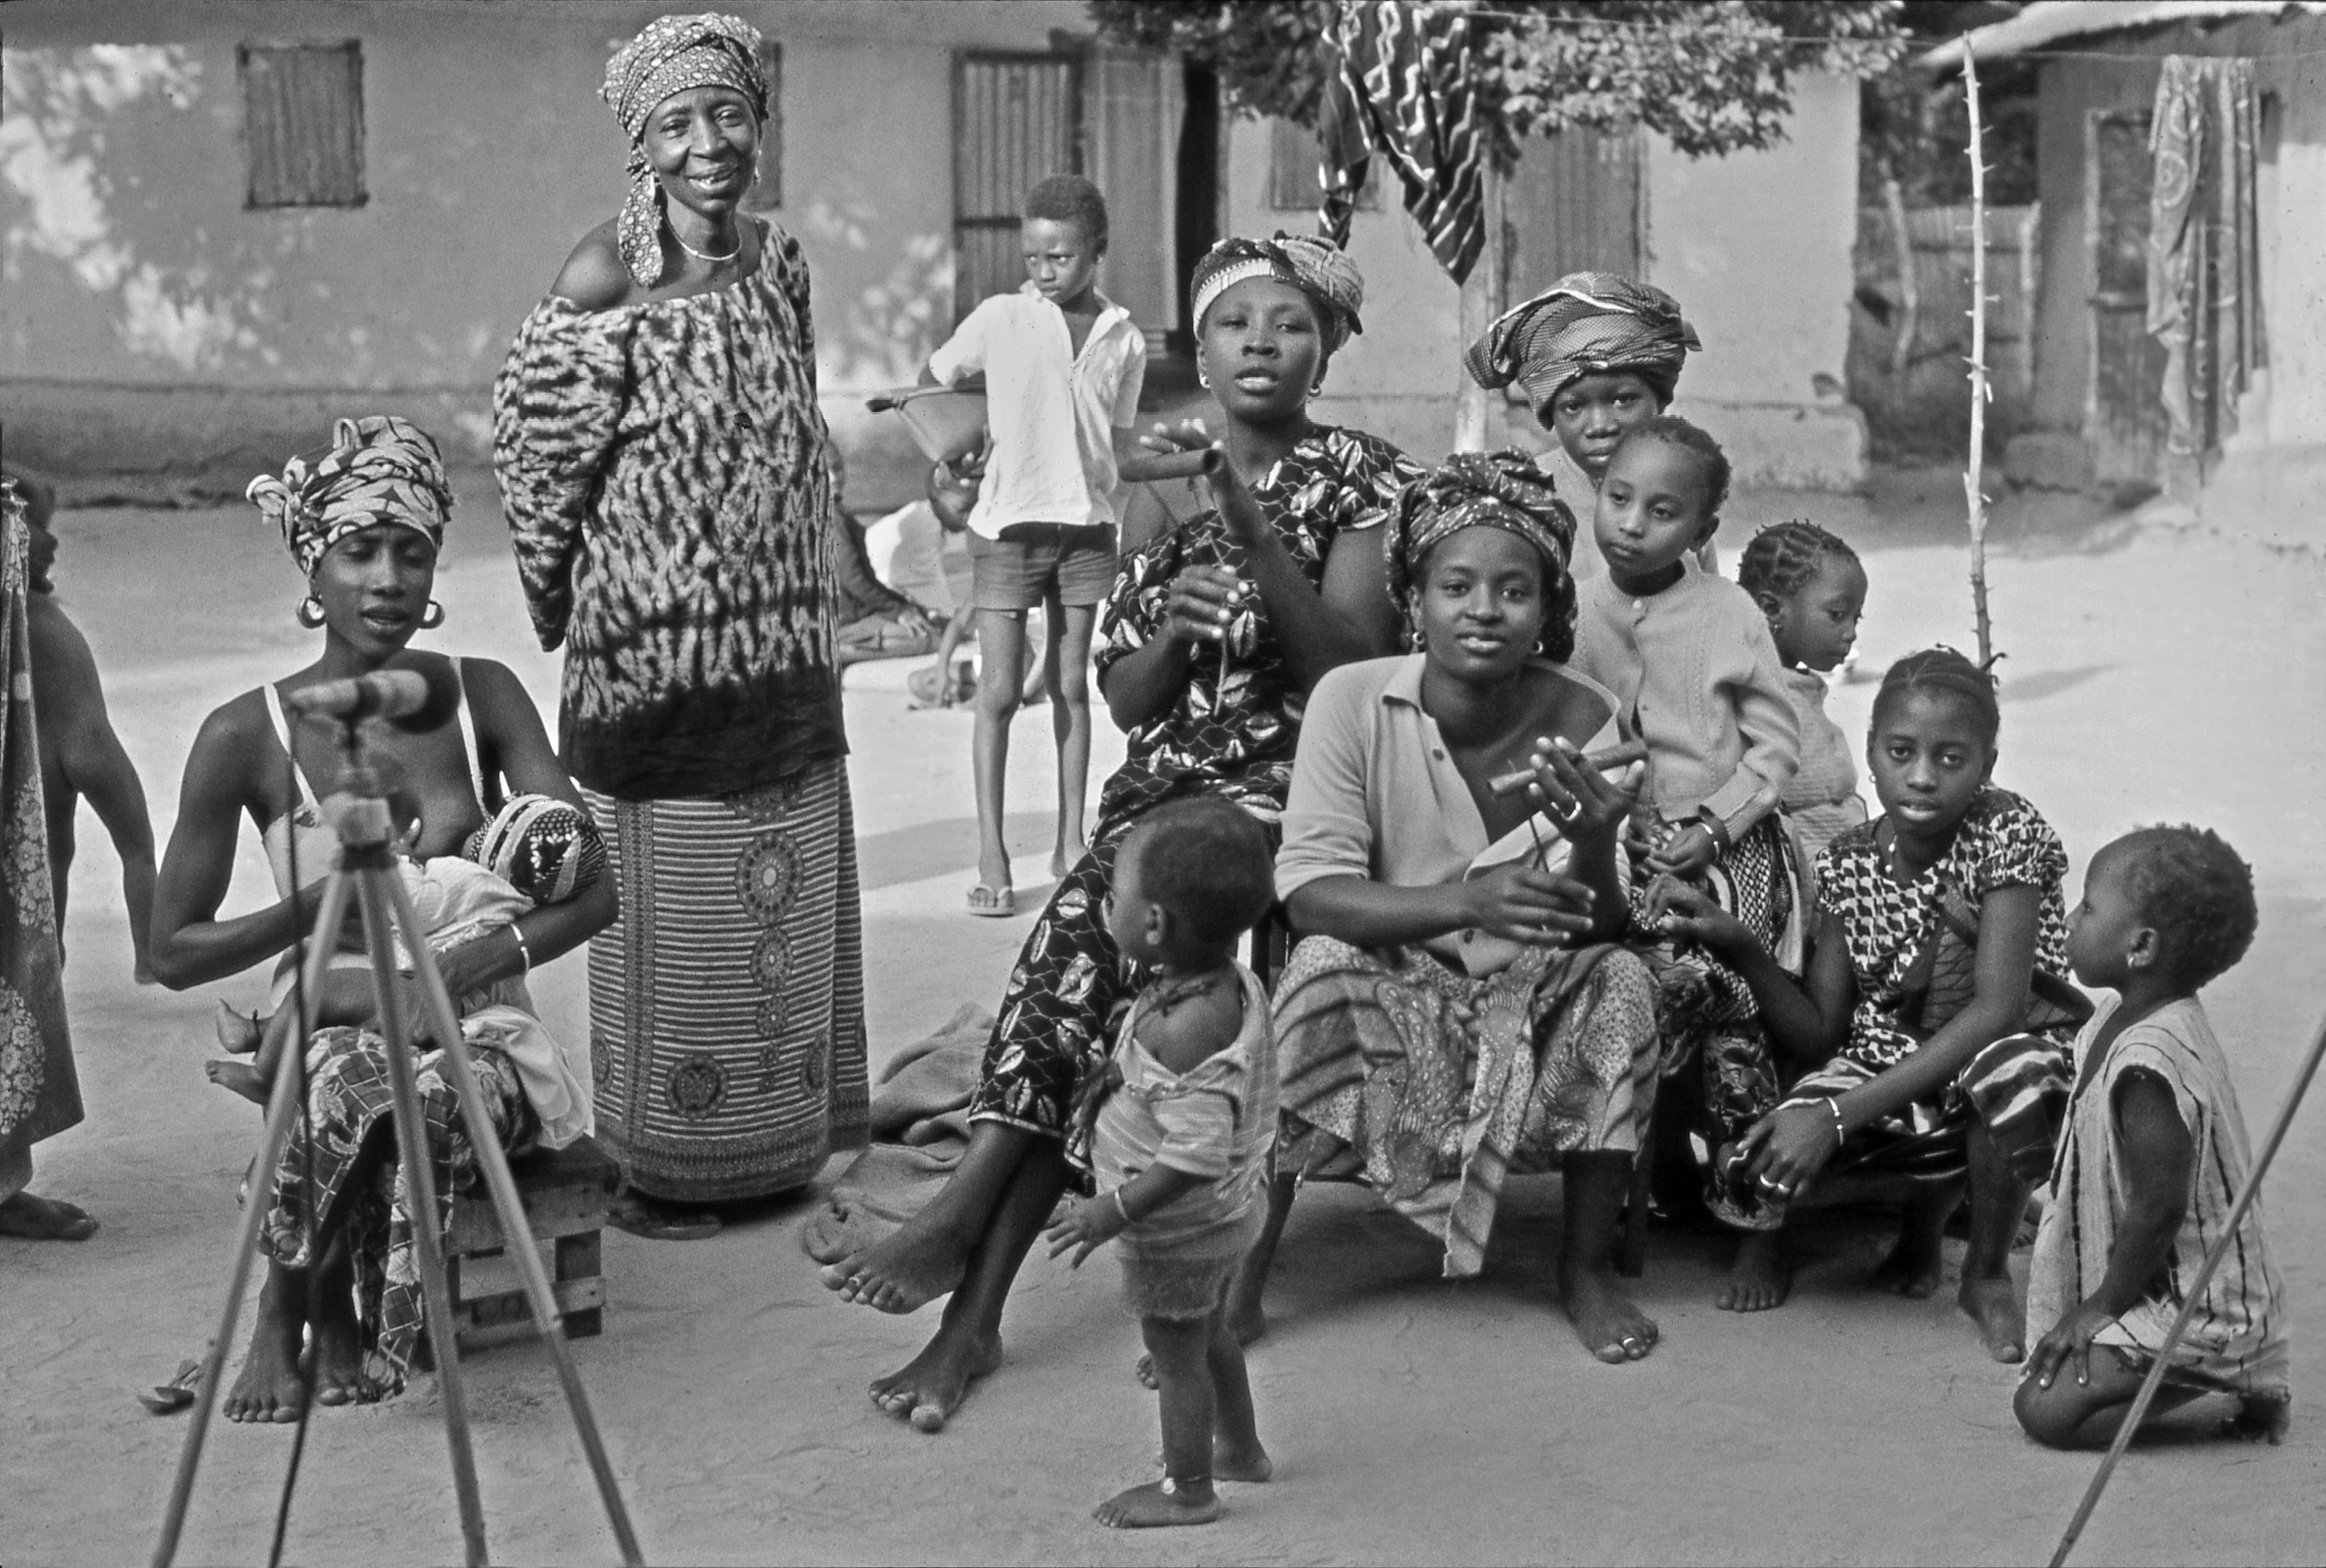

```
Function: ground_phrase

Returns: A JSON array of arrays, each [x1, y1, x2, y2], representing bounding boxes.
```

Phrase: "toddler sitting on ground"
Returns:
[[210, 793, 603, 1148], [1045, 797, 1279, 1529], [2016, 825, 2290, 1447]]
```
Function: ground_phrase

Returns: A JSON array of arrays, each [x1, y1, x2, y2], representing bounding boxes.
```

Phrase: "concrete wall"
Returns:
[[1224, 72, 1867, 489], [0, 0, 1087, 492]]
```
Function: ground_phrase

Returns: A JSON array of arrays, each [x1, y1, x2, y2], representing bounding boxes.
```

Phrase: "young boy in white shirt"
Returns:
[[924, 175, 1150, 915]]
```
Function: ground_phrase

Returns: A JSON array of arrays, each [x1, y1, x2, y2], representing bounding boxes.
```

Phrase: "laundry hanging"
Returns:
[[2147, 54, 2263, 460], [1318, 0, 1490, 285]]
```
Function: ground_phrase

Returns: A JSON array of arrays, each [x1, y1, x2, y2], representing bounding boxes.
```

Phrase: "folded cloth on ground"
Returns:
[[801, 1003, 999, 1263]]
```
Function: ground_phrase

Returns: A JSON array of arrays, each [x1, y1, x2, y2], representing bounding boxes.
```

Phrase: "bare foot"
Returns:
[[224, 1294, 305, 1424], [820, 1210, 974, 1313], [868, 1327, 1001, 1432], [214, 1001, 263, 1055], [206, 1059, 269, 1106], [0, 1190, 98, 1241], [310, 1288, 373, 1407], [1211, 1438, 1272, 1484], [1561, 1266, 1659, 1364], [1871, 1225, 1944, 1299], [1959, 1274, 2026, 1363], [1136, 1309, 1265, 1388], [1715, 1231, 1788, 1312], [2226, 1392, 2291, 1445], [1094, 1478, 1220, 1528]]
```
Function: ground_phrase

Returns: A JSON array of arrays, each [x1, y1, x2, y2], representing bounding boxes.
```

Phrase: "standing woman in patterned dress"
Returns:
[[493, 14, 866, 1237]]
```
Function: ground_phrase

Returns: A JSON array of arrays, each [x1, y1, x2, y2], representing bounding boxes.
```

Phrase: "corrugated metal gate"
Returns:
[[953, 53, 1083, 321]]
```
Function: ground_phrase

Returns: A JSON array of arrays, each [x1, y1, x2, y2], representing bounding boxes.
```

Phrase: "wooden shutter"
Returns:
[[743, 39, 784, 212], [1268, 117, 1378, 211], [952, 53, 1083, 321], [2086, 108, 2166, 483], [241, 41, 364, 209], [1500, 128, 1641, 305]]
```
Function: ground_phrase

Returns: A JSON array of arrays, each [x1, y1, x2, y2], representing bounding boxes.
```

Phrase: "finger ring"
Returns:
[[1770, 1183, 1795, 1198]]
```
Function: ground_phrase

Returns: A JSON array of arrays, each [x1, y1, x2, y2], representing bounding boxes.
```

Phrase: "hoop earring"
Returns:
[[420, 600, 447, 630], [296, 595, 326, 630], [1408, 623, 1427, 652], [1197, 369, 1211, 390], [1311, 379, 1328, 397]]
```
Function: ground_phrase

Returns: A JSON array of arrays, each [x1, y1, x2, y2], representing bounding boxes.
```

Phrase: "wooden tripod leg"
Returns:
[[388, 872, 646, 1567], [355, 868, 491, 1568], [153, 871, 356, 1568]]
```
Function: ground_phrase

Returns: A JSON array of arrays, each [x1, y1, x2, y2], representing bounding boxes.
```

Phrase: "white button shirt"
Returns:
[[927, 282, 1148, 538]]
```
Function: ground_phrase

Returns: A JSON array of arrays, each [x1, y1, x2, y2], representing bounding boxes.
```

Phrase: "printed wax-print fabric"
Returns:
[[1091, 426, 1421, 838], [0, 498, 77, 1163], [1814, 788, 2071, 1070], [256, 1030, 537, 1393]]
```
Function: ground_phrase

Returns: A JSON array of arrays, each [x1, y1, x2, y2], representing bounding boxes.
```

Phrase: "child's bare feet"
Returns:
[[206, 1059, 269, 1106], [1871, 1222, 1945, 1299], [1095, 1477, 1220, 1528], [1210, 1437, 1272, 1483], [213, 1001, 263, 1055], [1716, 1231, 1788, 1312], [2226, 1392, 2291, 1444], [1959, 1273, 2026, 1363], [1561, 1265, 1659, 1363], [868, 1327, 1001, 1432]]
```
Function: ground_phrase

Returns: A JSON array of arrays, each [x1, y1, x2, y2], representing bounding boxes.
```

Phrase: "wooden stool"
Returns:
[[443, 1134, 619, 1354]]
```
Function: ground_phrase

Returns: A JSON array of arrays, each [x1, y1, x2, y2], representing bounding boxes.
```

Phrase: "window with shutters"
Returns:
[[241, 41, 365, 209], [742, 39, 784, 211], [1267, 117, 1378, 211]]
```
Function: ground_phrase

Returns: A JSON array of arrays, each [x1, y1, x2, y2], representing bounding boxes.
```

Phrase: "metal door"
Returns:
[[953, 53, 1083, 322], [2087, 108, 2168, 485], [1501, 128, 1642, 307]]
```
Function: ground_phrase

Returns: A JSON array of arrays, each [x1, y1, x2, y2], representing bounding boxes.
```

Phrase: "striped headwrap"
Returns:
[[248, 416, 452, 575], [1466, 272, 1701, 414], [1189, 233, 1365, 353], [601, 13, 767, 290], [1386, 449, 1579, 662], [1319, 1, 1487, 284]]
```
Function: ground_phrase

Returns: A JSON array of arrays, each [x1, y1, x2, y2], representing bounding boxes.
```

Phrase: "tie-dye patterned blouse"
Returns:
[[492, 221, 842, 799]]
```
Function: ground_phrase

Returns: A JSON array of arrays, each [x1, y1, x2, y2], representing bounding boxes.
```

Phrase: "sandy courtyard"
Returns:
[[5, 469, 2324, 1566]]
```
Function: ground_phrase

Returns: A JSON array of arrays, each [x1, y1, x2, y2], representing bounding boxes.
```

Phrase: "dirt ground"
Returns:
[[5, 467, 2324, 1566]]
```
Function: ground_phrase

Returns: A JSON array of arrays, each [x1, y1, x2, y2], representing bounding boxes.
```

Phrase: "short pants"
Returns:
[[968, 523, 1118, 611]]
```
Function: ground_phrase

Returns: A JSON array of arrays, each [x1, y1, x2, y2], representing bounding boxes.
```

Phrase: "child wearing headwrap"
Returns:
[[1465, 271, 1711, 578]]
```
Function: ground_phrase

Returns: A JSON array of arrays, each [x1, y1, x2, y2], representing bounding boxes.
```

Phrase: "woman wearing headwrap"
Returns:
[[813, 234, 1422, 1430], [1465, 271, 1713, 577], [493, 14, 866, 1236], [1251, 450, 1669, 1365], [149, 417, 617, 1417]]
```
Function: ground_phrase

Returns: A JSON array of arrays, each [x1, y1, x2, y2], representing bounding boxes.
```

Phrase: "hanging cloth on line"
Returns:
[[2147, 54, 2263, 461], [1318, 0, 1490, 285]]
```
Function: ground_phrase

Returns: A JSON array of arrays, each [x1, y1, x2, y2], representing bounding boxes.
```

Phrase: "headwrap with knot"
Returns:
[[602, 13, 768, 290], [1465, 272, 1700, 415], [1386, 449, 1579, 663], [247, 416, 453, 575], [1188, 233, 1365, 353]]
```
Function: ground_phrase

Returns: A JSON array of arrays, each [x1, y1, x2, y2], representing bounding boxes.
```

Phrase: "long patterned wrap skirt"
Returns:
[[586, 760, 869, 1203]]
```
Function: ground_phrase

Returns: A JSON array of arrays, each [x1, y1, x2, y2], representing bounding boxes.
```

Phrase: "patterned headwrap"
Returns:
[[1386, 449, 1579, 662], [1188, 233, 1365, 353], [602, 13, 768, 290], [1464, 271, 1700, 414], [247, 416, 453, 575]]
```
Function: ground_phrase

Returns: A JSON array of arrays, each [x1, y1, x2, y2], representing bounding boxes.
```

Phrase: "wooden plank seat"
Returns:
[[441, 1134, 619, 1354]]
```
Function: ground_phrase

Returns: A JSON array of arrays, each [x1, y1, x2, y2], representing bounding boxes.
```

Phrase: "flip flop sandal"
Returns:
[[139, 1358, 204, 1415], [966, 884, 1016, 918], [606, 1194, 722, 1241]]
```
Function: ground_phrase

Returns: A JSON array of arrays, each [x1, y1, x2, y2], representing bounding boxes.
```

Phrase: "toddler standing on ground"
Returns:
[[1569, 416, 1802, 1309], [2017, 825, 2290, 1447], [1736, 520, 1870, 871], [1045, 798, 1279, 1528], [923, 173, 1148, 916]]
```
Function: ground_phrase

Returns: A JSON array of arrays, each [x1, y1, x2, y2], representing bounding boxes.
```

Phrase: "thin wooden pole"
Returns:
[[1885, 175, 1918, 377], [2049, 1003, 2326, 1565], [1964, 48, 1994, 669]]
